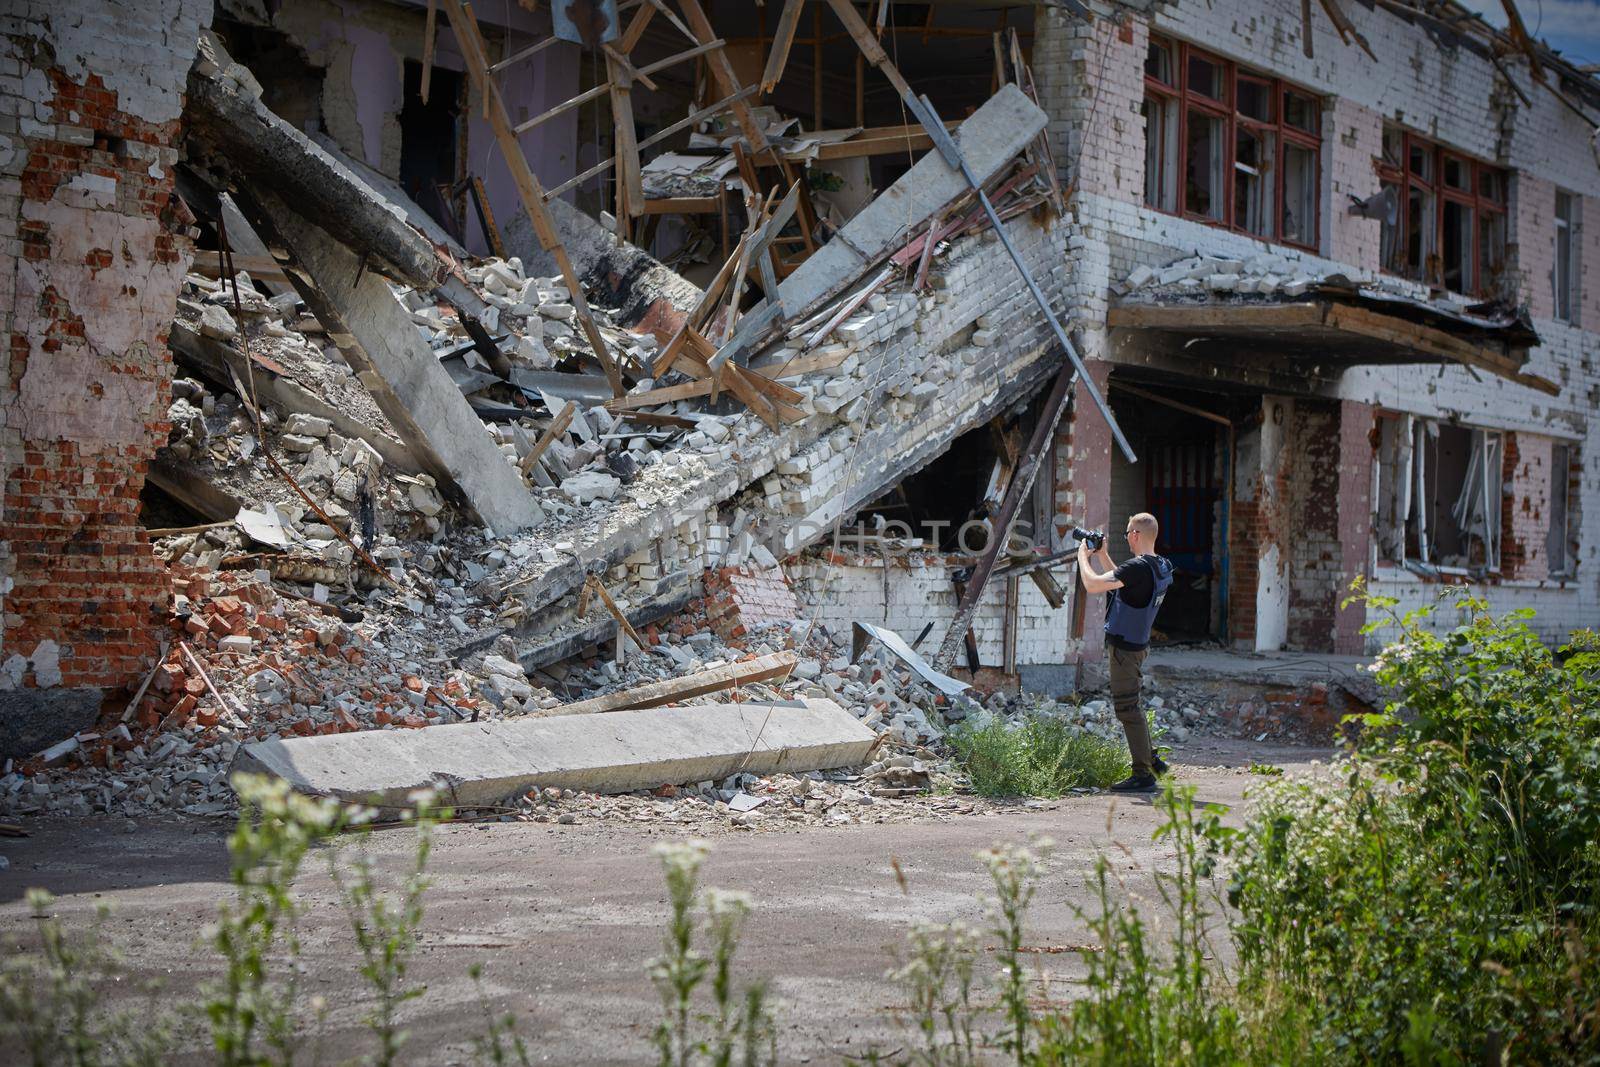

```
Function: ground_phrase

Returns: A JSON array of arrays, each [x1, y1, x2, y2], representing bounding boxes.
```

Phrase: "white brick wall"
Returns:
[[1027, 0, 1600, 652], [789, 556, 1072, 667]]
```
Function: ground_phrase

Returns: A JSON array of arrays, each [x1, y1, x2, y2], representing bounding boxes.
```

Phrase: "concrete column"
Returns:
[[1054, 360, 1114, 664], [1334, 400, 1374, 654], [259, 194, 545, 533]]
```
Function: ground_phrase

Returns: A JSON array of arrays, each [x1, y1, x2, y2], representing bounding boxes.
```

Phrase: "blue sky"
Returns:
[[1457, 0, 1600, 69]]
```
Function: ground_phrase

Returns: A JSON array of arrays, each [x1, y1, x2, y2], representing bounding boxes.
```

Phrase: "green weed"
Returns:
[[948, 715, 1129, 797], [648, 839, 775, 1067]]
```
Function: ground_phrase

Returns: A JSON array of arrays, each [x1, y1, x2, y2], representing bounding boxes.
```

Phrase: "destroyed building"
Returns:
[[1, 0, 1596, 800]]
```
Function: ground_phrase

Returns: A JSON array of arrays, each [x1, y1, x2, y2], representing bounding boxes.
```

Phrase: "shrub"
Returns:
[[0, 889, 172, 1067], [1218, 592, 1600, 1062], [948, 715, 1129, 797]]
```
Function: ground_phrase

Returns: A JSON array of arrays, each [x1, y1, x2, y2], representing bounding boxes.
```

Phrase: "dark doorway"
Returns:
[[1108, 383, 1238, 644], [399, 60, 464, 241]]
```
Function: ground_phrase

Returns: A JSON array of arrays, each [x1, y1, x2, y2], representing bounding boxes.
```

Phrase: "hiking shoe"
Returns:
[[1152, 757, 1171, 777], [1109, 774, 1159, 793]]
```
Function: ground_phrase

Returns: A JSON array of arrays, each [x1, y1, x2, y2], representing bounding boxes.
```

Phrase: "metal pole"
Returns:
[[905, 92, 1138, 465]]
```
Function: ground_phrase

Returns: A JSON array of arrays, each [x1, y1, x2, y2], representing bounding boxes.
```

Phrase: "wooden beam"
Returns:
[[546, 651, 796, 716], [605, 55, 644, 221], [439, 0, 624, 397], [934, 360, 1077, 670], [420, 0, 439, 102], [617, 0, 656, 54], [640, 195, 721, 214], [488, 33, 562, 76], [761, 0, 806, 92], [586, 574, 644, 650], [675, 0, 772, 151], [636, 38, 727, 79], [519, 399, 576, 475], [611, 344, 851, 411], [824, 0, 915, 101], [513, 81, 611, 136]]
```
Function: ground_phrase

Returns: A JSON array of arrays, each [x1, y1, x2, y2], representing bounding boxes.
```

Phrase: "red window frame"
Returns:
[[1375, 126, 1507, 297], [1143, 36, 1323, 253]]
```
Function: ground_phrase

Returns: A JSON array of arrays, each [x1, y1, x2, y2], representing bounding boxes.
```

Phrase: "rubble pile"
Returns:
[[1118, 250, 1527, 322]]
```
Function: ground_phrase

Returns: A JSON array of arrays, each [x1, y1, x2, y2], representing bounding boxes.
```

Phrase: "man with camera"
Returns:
[[1075, 513, 1175, 793]]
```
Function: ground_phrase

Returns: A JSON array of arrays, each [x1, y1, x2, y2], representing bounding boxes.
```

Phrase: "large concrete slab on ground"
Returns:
[[230, 698, 878, 807], [260, 193, 544, 533]]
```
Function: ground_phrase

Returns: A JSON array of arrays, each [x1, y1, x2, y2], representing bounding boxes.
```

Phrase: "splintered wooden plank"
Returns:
[[718, 364, 782, 429], [605, 55, 644, 220], [519, 399, 577, 475], [439, 0, 624, 397], [420, 0, 439, 102], [675, 0, 771, 151], [548, 651, 796, 716], [608, 345, 850, 411], [761, 0, 806, 92]]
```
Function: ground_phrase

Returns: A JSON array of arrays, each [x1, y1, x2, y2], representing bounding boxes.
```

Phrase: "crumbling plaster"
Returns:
[[1, 0, 209, 758]]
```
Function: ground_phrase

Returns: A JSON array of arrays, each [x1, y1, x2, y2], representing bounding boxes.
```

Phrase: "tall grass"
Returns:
[[948, 716, 1129, 797]]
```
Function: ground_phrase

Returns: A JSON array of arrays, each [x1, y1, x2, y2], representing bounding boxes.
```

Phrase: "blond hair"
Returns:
[[1129, 512, 1159, 544]]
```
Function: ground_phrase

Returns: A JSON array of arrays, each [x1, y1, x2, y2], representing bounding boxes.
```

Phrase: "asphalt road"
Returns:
[[0, 737, 1329, 1064]]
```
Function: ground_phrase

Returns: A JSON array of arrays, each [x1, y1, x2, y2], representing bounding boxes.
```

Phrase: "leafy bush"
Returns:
[[1218, 592, 1600, 1063], [948, 715, 1129, 797], [1355, 592, 1600, 903]]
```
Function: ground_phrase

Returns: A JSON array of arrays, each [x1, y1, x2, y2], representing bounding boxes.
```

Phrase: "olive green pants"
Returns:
[[1107, 642, 1154, 777]]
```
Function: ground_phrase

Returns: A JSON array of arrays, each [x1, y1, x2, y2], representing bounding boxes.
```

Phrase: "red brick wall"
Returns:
[[1333, 401, 1374, 654], [1501, 431, 1554, 581], [702, 566, 801, 642], [1, 2, 203, 748], [1288, 402, 1342, 652]]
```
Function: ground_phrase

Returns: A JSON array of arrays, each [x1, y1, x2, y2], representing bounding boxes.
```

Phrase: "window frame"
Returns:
[[1142, 36, 1323, 252], [1554, 189, 1576, 323], [1375, 126, 1508, 297]]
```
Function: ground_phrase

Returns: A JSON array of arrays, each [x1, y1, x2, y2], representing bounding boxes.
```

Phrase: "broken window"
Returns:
[[1282, 142, 1318, 246], [1142, 35, 1322, 249], [1235, 126, 1274, 236], [1377, 126, 1507, 295], [1375, 413, 1502, 572], [1555, 190, 1576, 323], [1548, 442, 1577, 576], [1442, 198, 1474, 294], [1142, 94, 1180, 212]]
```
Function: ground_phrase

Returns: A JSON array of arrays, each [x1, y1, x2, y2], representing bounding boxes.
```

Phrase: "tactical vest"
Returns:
[[1103, 555, 1174, 648]]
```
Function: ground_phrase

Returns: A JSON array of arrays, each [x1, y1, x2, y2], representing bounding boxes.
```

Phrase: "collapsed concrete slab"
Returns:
[[251, 190, 545, 533], [775, 83, 1047, 320], [231, 698, 877, 807]]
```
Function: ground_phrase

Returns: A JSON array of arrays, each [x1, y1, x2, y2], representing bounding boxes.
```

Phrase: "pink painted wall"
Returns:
[[434, 21, 580, 256]]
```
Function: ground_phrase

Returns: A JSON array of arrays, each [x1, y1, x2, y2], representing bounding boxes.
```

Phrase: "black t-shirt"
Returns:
[[1105, 556, 1159, 652], [1112, 556, 1157, 609]]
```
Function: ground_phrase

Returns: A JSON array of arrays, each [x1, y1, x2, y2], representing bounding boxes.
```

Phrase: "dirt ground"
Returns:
[[0, 737, 1331, 1065]]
